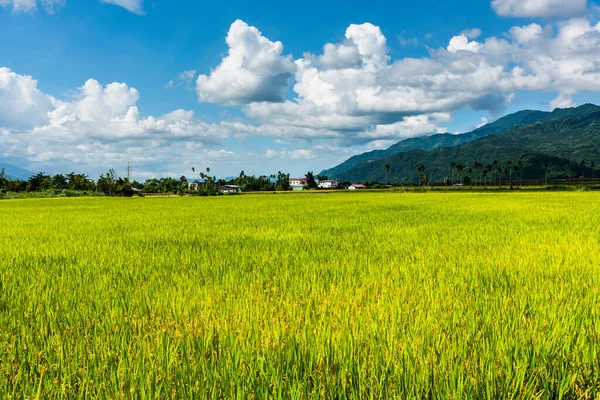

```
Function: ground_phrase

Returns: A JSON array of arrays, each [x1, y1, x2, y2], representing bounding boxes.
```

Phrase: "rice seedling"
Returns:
[[0, 192, 599, 398]]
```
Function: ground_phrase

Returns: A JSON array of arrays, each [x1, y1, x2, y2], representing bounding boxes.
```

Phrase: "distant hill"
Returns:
[[0, 163, 33, 180], [320, 109, 550, 178], [326, 104, 600, 183]]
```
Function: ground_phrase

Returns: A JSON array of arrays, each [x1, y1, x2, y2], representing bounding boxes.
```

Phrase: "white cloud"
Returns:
[[0, 0, 64, 14], [99, 0, 144, 15], [476, 117, 489, 129], [462, 28, 482, 39], [345, 23, 389, 70], [0, 67, 57, 129], [196, 20, 296, 104], [165, 69, 196, 89], [398, 35, 419, 47], [239, 17, 600, 145], [509, 23, 545, 43], [491, 0, 588, 18], [361, 113, 451, 140], [550, 91, 576, 109], [447, 35, 482, 52], [0, 68, 261, 176]]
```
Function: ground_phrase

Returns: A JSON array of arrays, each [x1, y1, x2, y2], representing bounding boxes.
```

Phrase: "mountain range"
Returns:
[[0, 163, 34, 181], [320, 104, 600, 183]]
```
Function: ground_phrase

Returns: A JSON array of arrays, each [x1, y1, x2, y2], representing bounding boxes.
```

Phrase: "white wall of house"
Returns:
[[317, 180, 339, 189]]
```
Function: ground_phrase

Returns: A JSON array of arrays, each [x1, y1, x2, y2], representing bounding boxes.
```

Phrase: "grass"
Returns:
[[1, 192, 600, 398]]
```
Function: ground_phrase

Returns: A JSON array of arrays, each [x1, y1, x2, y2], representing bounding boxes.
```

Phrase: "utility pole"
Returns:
[[127, 162, 131, 182]]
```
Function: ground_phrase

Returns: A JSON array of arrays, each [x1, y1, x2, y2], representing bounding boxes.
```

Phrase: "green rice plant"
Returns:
[[0, 192, 599, 398]]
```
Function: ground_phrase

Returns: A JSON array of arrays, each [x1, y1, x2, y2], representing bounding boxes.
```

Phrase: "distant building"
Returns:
[[290, 178, 307, 191], [348, 184, 367, 190], [318, 180, 339, 189], [220, 185, 241, 194], [188, 182, 199, 191]]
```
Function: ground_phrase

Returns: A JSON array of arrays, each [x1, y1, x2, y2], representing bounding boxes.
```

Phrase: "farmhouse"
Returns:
[[219, 185, 241, 194], [318, 180, 339, 189], [348, 184, 367, 190], [188, 182, 199, 191], [290, 178, 307, 191]]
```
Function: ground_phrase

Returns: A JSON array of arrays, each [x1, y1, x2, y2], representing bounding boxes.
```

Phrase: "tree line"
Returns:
[[408, 159, 597, 187], [0, 167, 294, 197]]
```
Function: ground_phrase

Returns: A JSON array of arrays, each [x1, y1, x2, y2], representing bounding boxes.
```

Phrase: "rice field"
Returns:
[[1, 192, 600, 399]]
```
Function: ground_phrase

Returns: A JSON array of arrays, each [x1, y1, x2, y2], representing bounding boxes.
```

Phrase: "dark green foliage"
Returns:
[[305, 171, 317, 189]]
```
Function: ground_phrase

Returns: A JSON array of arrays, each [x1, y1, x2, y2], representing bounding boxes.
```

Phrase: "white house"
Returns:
[[219, 185, 241, 194], [348, 184, 367, 190], [290, 178, 307, 191], [188, 182, 199, 191], [317, 180, 339, 189]]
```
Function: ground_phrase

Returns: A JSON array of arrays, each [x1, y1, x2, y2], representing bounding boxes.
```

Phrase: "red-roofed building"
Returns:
[[290, 178, 307, 190], [348, 184, 367, 190]]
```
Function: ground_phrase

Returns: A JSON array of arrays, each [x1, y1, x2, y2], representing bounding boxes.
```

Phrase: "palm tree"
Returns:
[[450, 162, 456, 185], [592, 161, 596, 181], [484, 164, 492, 188], [492, 160, 499, 187], [507, 160, 513, 188], [206, 167, 212, 190], [456, 164, 464, 185], [467, 167, 473, 188], [495, 161, 503, 189], [417, 164, 426, 185], [581, 160, 587, 181], [544, 163, 549, 187], [472, 161, 478, 188], [384, 164, 391, 185], [199, 172, 206, 190]]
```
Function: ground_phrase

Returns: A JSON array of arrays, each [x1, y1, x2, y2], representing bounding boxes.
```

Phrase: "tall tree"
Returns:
[[305, 171, 317, 189], [384, 164, 391, 185], [417, 164, 426, 185], [28, 172, 52, 192], [0, 168, 6, 190], [52, 174, 68, 190]]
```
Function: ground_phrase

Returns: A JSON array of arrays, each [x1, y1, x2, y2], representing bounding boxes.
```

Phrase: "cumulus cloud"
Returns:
[[462, 28, 482, 39], [509, 23, 545, 43], [550, 91, 576, 109], [0, 68, 265, 176], [196, 20, 296, 104], [491, 0, 588, 18], [99, 0, 144, 14], [361, 114, 451, 140], [447, 35, 482, 52], [235, 17, 600, 146], [0, 67, 57, 129], [0, 0, 64, 14]]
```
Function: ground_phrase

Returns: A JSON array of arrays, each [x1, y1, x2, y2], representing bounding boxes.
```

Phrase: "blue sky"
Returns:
[[1, 0, 600, 180]]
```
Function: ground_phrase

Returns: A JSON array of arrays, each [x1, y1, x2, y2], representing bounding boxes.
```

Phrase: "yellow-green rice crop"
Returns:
[[1, 192, 600, 398]]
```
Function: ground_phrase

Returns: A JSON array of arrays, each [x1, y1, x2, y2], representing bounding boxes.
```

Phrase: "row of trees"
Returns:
[[228, 170, 291, 191], [0, 171, 98, 193], [407, 159, 597, 187], [0, 167, 295, 196]]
